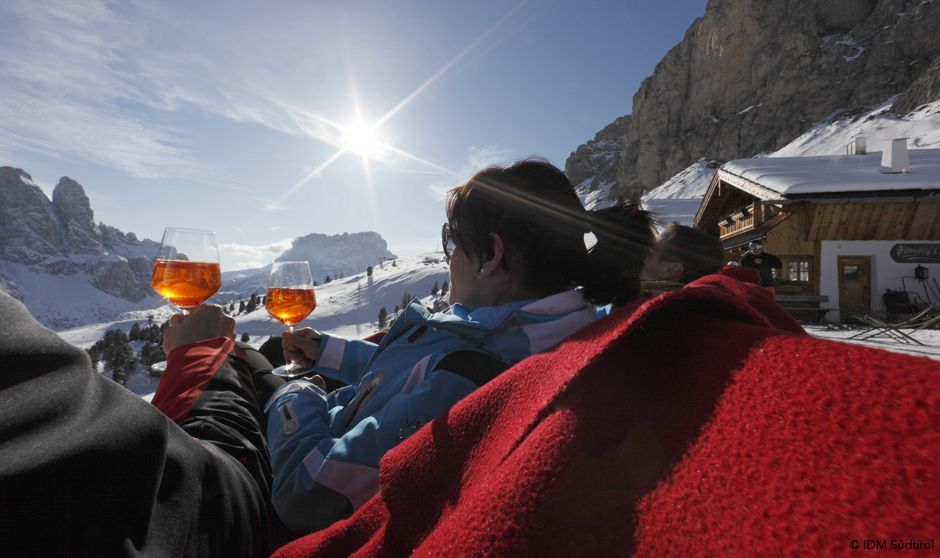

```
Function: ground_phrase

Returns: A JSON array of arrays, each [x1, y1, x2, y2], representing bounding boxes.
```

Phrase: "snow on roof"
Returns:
[[721, 148, 940, 196]]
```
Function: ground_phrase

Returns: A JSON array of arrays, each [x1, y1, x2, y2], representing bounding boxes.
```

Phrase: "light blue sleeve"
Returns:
[[265, 369, 479, 535], [311, 333, 377, 386]]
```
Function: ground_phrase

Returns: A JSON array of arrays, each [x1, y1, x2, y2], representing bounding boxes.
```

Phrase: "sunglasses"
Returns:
[[441, 222, 457, 262]]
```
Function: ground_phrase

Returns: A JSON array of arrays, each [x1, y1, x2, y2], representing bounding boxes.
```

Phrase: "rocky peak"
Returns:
[[0, 166, 65, 262], [52, 176, 102, 254], [565, 115, 631, 207]]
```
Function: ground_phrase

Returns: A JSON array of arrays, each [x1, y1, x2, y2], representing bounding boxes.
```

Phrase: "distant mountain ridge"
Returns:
[[220, 232, 397, 301], [0, 166, 398, 329], [566, 0, 940, 204]]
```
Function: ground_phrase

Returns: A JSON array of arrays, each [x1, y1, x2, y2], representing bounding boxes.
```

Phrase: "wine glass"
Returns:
[[265, 261, 317, 378], [149, 227, 222, 373]]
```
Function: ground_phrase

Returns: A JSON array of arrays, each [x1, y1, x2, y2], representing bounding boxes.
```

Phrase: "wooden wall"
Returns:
[[765, 212, 819, 295], [758, 201, 939, 295], [804, 202, 940, 241], [765, 210, 815, 255]]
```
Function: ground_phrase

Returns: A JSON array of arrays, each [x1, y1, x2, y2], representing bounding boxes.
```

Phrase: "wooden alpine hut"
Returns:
[[693, 139, 940, 322]]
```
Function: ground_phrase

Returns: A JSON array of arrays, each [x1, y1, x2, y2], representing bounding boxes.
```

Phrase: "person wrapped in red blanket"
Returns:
[[274, 271, 939, 557]]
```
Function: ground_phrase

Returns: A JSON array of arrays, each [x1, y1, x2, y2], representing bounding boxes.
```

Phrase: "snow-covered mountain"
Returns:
[[218, 232, 396, 302], [0, 167, 164, 328], [638, 98, 940, 226]]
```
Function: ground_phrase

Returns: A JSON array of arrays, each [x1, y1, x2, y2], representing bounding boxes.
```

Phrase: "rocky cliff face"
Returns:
[[52, 176, 103, 254], [565, 115, 631, 196], [0, 167, 65, 263], [0, 166, 159, 305], [567, 0, 940, 202]]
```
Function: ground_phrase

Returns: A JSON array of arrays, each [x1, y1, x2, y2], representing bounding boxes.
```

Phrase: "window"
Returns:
[[842, 265, 859, 280], [783, 259, 811, 284]]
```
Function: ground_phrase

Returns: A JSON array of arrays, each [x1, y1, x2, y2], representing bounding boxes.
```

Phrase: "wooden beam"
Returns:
[[716, 170, 782, 201], [693, 172, 721, 228]]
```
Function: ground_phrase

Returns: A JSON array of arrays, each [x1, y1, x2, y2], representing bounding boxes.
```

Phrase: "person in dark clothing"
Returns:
[[739, 240, 782, 291], [0, 291, 272, 556]]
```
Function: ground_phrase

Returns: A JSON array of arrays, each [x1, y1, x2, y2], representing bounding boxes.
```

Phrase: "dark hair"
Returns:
[[588, 203, 655, 305], [446, 159, 653, 305], [658, 223, 726, 283]]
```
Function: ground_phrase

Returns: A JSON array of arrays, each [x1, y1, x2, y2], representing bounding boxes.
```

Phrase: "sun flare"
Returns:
[[343, 121, 382, 158]]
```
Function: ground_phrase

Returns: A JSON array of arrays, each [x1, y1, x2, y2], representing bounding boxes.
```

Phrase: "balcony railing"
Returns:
[[718, 203, 763, 239]]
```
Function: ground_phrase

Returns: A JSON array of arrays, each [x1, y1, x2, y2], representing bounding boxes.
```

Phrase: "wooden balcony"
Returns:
[[718, 203, 762, 239]]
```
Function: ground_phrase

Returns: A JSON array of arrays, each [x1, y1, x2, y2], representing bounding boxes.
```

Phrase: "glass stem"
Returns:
[[287, 325, 296, 368]]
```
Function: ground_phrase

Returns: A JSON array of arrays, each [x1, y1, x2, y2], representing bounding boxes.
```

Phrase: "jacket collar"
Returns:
[[449, 289, 590, 327]]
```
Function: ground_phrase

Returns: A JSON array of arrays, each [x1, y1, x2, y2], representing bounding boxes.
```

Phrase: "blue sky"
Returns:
[[0, 0, 707, 270]]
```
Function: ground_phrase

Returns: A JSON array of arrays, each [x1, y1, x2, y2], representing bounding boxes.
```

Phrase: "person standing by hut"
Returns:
[[739, 240, 781, 293]]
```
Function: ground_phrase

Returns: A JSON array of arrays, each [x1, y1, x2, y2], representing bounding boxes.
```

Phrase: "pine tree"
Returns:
[[144, 324, 162, 343], [378, 307, 388, 328], [102, 330, 135, 386], [241, 332, 251, 343], [129, 322, 141, 341], [367, 266, 373, 277], [441, 280, 449, 297], [431, 281, 439, 296], [139, 342, 166, 371], [238, 300, 246, 314], [325, 275, 332, 283], [86, 346, 100, 369]]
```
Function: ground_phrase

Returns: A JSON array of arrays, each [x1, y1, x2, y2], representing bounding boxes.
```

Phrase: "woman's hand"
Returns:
[[282, 327, 322, 368], [163, 304, 236, 355]]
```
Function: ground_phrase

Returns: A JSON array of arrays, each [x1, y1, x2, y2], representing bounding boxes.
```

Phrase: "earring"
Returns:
[[478, 267, 486, 275]]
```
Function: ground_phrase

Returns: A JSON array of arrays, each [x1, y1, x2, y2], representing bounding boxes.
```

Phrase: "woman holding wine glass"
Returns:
[[265, 159, 653, 535], [151, 159, 651, 538]]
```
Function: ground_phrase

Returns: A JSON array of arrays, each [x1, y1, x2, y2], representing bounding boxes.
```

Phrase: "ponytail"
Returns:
[[581, 204, 655, 306]]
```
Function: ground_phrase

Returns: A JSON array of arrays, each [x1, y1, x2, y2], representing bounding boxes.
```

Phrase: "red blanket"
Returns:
[[275, 274, 939, 557]]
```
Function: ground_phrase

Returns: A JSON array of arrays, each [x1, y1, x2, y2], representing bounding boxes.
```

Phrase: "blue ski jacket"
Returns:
[[265, 289, 597, 534]]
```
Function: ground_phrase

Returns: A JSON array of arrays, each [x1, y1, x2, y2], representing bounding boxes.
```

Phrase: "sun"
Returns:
[[342, 120, 382, 158]]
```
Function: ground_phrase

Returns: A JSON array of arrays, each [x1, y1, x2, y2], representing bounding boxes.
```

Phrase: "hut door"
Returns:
[[838, 256, 871, 318]]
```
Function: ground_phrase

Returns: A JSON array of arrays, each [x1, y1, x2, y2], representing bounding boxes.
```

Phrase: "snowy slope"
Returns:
[[771, 98, 940, 157], [641, 98, 940, 226], [3, 259, 166, 329], [58, 251, 450, 396], [231, 252, 449, 340]]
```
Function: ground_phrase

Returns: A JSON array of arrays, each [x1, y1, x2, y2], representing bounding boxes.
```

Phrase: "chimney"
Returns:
[[881, 138, 910, 173], [854, 136, 866, 155]]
